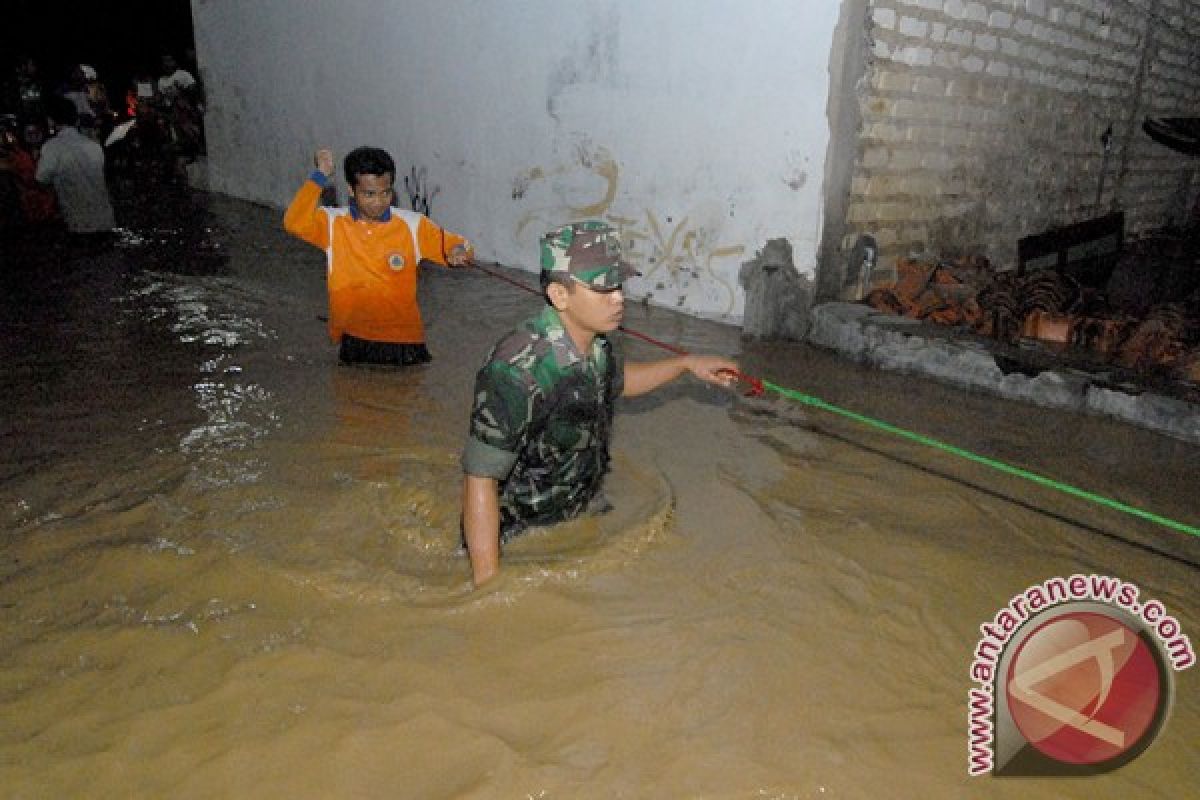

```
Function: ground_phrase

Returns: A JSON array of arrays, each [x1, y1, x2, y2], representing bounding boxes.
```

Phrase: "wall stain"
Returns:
[[404, 165, 440, 215], [513, 142, 744, 315], [783, 149, 809, 190], [515, 144, 618, 238], [545, 6, 621, 121], [784, 171, 808, 190]]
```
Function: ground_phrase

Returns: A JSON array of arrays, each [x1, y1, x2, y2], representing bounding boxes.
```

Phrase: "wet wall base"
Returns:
[[807, 302, 1200, 444]]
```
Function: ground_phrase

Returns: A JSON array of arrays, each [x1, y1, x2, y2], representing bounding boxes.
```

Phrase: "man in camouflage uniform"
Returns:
[[461, 221, 740, 586]]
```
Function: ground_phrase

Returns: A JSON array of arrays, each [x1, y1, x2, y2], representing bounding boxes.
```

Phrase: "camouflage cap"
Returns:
[[540, 221, 637, 290]]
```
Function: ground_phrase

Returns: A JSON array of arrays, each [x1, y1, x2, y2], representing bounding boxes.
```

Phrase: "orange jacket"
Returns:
[[283, 177, 471, 344]]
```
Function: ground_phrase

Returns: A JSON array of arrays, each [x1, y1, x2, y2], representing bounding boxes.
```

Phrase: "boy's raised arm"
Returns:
[[283, 148, 335, 248]]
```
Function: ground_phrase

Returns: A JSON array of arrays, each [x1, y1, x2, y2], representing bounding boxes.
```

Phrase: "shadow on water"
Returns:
[[732, 395, 1200, 570]]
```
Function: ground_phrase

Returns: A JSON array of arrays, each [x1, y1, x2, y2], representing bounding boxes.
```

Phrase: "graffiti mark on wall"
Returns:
[[515, 144, 620, 238], [512, 167, 542, 200], [513, 144, 745, 315], [609, 212, 744, 312], [405, 165, 440, 216]]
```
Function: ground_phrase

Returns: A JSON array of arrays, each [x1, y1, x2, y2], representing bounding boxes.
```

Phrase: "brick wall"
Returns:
[[841, 0, 1200, 290]]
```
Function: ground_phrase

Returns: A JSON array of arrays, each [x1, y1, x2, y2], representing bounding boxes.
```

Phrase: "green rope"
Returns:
[[761, 380, 1200, 539]]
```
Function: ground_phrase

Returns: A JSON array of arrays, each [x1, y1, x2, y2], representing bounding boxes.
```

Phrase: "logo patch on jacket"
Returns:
[[388, 253, 406, 271]]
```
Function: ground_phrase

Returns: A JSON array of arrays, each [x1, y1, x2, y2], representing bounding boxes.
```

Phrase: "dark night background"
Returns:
[[4, 0, 197, 102]]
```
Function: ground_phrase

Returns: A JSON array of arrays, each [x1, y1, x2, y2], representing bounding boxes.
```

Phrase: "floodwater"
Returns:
[[1, 190, 1197, 799]]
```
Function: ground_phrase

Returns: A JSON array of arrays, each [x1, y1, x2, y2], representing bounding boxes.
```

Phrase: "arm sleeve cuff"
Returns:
[[461, 437, 519, 480], [309, 171, 330, 188]]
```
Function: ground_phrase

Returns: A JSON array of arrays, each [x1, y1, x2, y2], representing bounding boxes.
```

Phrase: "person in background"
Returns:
[[156, 54, 196, 106], [2, 56, 48, 153], [0, 115, 57, 233], [126, 70, 156, 118], [155, 54, 203, 167], [83, 65, 113, 142], [460, 221, 741, 586], [35, 95, 115, 241], [60, 65, 97, 135], [283, 146, 474, 365]]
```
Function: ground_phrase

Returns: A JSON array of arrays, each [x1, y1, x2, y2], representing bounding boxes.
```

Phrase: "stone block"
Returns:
[[739, 238, 813, 341], [899, 16, 929, 37], [988, 10, 1013, 29]]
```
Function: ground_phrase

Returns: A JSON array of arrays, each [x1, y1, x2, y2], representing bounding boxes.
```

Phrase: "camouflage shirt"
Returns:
[[462, 305, 624, 542]]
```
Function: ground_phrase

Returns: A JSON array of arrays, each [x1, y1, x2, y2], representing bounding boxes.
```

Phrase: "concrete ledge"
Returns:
[[1085, 388, 1200, 443], [807, 302, 1200, 444]]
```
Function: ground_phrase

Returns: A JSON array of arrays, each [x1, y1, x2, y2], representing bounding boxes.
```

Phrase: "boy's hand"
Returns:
[[314, 148, 334, 178], [447, 244, 473, 267]]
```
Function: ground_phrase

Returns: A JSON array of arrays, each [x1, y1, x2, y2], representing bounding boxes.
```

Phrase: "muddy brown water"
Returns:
[[1, 193, 1197, 798]]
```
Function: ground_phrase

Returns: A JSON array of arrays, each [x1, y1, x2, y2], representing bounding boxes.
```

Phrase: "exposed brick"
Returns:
[[865, 121, 906, 141], [913, 75, 945, 95], [944, 78, 971, 98], [892, 97, 921, 119], [946, 27, 973, 46], [866, 174, 903, 195], [899, 16, 929, 37], [899, 45, 935, 67], [876, 71, 914, 92], [862, 147, 890, 169], [933, 50, 960, 69], [920, 150, 953, 170], [874, 228, 899, 247], [942, 127, 970, 147], [891, 150, 922, 170], [846, 201, 873, 224], [844, 0, 1200, 269]]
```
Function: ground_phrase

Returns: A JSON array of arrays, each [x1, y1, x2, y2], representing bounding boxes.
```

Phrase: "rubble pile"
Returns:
[[862, 235, 1200, 385]]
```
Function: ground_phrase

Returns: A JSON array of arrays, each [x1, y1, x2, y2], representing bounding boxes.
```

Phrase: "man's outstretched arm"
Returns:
[[622, 354, 739, 398], [462, 474, 501, 587]]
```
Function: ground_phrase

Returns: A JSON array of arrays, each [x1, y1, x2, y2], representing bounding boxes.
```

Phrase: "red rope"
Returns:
[[471, 262, 763, 397], [473, 261, 541, 296]]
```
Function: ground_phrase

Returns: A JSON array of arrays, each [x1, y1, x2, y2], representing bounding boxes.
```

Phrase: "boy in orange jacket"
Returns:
[[284, 146, 473, 365]]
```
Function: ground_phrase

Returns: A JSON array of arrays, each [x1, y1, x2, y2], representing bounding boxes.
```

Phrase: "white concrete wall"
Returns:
[[191, 0, 841, 321]]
